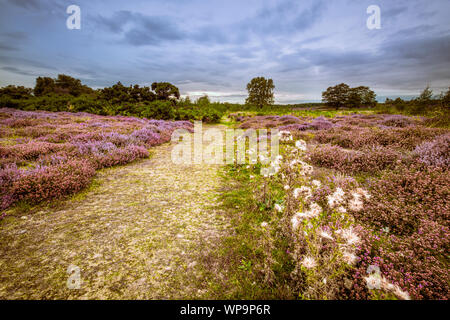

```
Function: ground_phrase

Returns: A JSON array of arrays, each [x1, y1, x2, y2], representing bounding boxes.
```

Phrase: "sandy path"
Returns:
[[0, 125, 229, 299]]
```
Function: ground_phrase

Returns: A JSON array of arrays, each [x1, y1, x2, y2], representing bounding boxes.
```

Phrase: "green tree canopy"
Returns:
[[245, 77, 275, 108], [322, 83, 376, 109], [151, 82, 180, 101]]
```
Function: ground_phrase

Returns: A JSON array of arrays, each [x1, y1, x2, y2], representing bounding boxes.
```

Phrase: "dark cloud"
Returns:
[[0, 44, 18, 51], [94, 11, 184, 46], [1, 66, 36, 76]]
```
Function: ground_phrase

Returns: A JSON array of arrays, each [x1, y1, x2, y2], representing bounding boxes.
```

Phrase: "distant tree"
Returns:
[[416, 86, 433, 105], [0, 85, 33, 99], [322, 83, 351, 109], [151, 82, 180, 101], [442, 87, 450, 110], [34, 74, 93, 97], [245, 77, 275, 108], [34, 76, 55, 96], [323, 83, 376, 109], [196, 95, 210, 107]]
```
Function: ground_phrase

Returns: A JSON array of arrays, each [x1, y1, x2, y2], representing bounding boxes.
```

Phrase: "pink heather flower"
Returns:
[[301, 256, 317, 269]]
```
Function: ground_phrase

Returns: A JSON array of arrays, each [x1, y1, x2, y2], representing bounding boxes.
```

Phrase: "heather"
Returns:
[[217, 113, 449, 300], [0, 108, 193, 211]]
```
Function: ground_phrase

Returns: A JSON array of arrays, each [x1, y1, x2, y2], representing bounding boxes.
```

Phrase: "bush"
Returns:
[[11, 160, 96, 204], [141, 100, 175, 120], [309, 144, 400, 174]]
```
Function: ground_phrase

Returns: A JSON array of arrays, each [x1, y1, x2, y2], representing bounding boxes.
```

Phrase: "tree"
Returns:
[[151, 82, 180, 101], [0, 85, 33, 99], [34, 76, 55, 96], [416, 86, 433, 105], [322, 83, 351, 109], [323, 83, 376, 109], [196, 95, 210, 107], [441, 87, 450, 110], [245, 77, 275, 108]]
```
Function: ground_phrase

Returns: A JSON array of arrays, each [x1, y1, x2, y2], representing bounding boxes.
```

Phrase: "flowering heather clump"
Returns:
[[242, 113, 449, 300], [355, 164, 449, 235], [0, 108, 193, 211], [379, 114, 414, 128], [414, 134, 450, 168], [92, 145, 149, 169], [309, 144, 400, 174], [11, 160, 96, 204]]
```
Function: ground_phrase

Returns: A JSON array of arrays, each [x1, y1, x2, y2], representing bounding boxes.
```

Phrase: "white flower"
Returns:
[[393, 285, 411, 300], [295, 139, 307, 151], [364, 274, 381, 290], [320, 230, 334, 241], [289, 159, 299, 168], [260, 167, 269, 177], [291, 216, 300, 230], [261, 221, 268, 228], [327, 187, 345, 208], [349, 192, 364, 211], [293, 186, 312, 200], [274, 203, 283, 212], [322, 278, 327, 285], [284, 185, 290, 190], [278, 130, 293, 142], [249, 175, 254, 179], [295, 211, 310, 220], [340, 227, 360, 246], [311, 180, 321, 188], [356, 188, 371, 199], [342, 251, 358, 265], [308, 202, 322, 217], [336, 206, 347, 214], [301, 256, 317, 269]]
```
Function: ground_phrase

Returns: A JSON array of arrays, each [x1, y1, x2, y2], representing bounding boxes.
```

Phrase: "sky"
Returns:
[[0, 0, 449, 103]]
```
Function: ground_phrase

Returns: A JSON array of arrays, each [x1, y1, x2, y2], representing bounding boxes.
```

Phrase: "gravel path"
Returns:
[[0, 125, 229, 299]]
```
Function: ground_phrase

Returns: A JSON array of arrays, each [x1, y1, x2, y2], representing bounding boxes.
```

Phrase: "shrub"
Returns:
[[414, 134, 450, 168], [11, 159, 96, 204], [92, 145, 149, 169], [309, 144, 400, 174]]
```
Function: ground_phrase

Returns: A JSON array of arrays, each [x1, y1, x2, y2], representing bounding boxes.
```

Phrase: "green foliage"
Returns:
[[151, 82, 180, 101], [34, 74, 93, 97], [141, 100, 175, 120], [322, 83, 376, 109], [245, 77, 275, 108]]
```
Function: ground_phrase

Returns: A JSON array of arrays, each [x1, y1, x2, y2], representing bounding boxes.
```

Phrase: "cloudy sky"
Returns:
[[0, 0, 449, 103]]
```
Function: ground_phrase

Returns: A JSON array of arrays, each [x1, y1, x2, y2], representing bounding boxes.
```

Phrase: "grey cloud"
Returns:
[[94, 11, 184, 46], [2, 66, 36, 76]]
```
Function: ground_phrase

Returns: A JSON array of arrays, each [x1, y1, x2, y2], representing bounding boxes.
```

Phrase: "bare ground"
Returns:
[[0, 125, 230, 299]]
